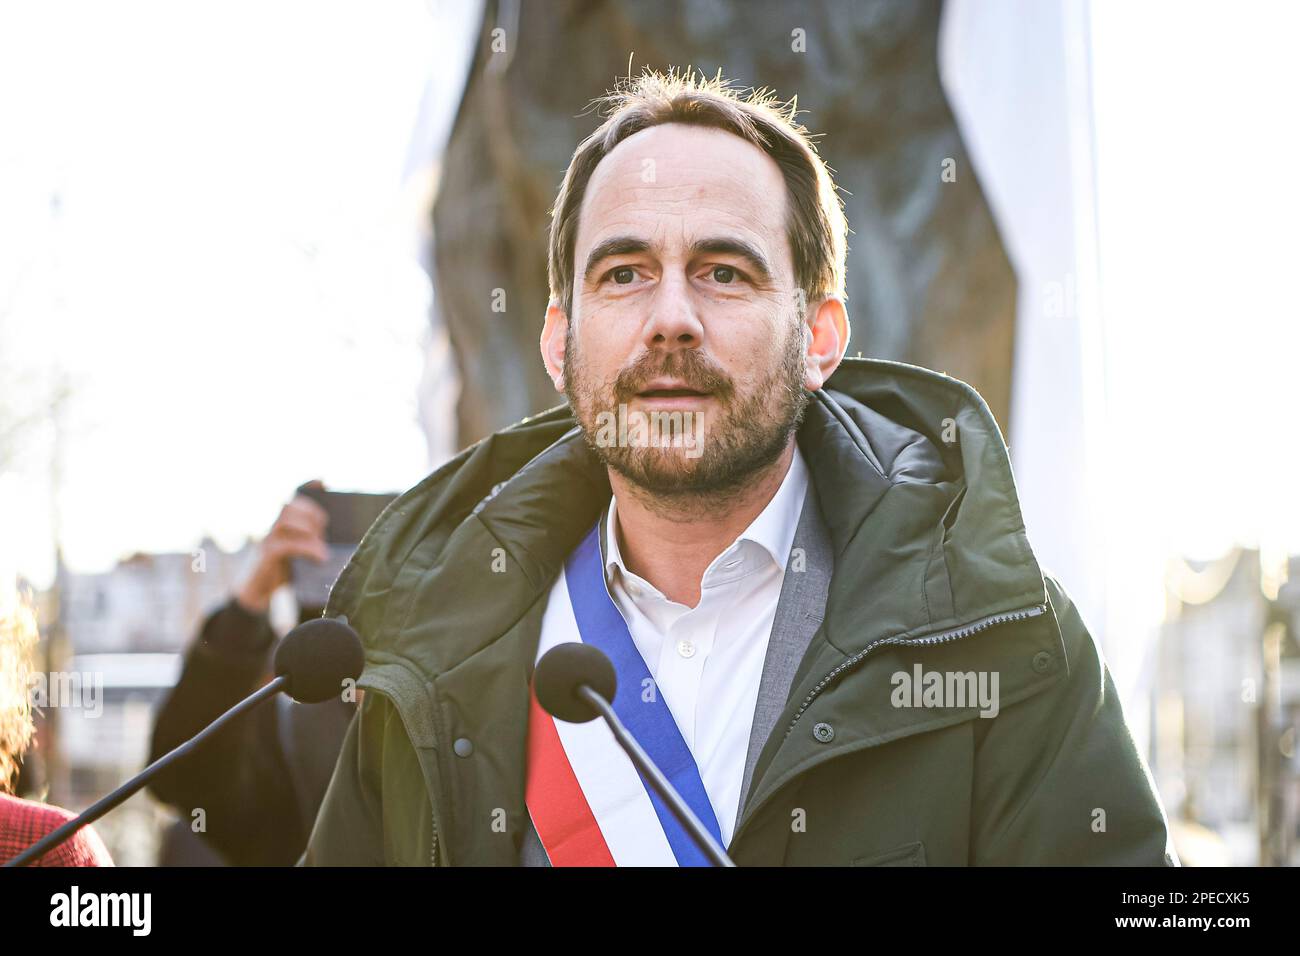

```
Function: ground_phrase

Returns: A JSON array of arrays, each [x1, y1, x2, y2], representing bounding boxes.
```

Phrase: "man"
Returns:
[[305, 70, 1176, 866]]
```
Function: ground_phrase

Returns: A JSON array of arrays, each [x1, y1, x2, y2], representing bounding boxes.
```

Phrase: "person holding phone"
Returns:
[[147, 482, 361, 866]]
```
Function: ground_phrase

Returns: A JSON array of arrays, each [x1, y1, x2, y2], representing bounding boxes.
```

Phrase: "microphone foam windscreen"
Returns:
[[273, 617, 365, 704], [534, 642, 617, 723]]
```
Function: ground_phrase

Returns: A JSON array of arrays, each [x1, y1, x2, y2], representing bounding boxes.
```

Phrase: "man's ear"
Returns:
[[540, 300, 569, 393], [803, 295, 850, 391]]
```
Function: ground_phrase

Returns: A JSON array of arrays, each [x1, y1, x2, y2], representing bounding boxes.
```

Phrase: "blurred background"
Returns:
[[1, 0, 1297, 865]]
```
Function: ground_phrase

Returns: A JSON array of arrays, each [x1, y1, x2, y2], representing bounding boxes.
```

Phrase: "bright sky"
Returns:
[[1091, 0, 1300, 565], [1, 1, 479, 589]]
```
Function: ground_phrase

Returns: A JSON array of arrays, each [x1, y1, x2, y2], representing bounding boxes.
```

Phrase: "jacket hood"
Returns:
[[327, 357, 1047, 683]]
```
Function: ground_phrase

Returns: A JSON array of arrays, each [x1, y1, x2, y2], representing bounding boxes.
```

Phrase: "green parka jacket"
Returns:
[[303, 358, 1177, 866]]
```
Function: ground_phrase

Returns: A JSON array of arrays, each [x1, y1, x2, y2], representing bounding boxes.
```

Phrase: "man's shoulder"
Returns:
[[324, 407, 586, 625], [1040, 574, 1100, 670]]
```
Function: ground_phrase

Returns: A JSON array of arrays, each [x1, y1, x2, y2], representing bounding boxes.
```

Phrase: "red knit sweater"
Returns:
[[0, 792, 115, 866]]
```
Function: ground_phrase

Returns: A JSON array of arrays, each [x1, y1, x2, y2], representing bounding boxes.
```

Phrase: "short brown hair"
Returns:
[[547, 68, 848, 318]]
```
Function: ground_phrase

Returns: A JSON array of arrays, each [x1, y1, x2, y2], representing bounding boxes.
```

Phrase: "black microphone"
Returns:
[[6, 616, 365, 867], [534, 642, 736, 867]]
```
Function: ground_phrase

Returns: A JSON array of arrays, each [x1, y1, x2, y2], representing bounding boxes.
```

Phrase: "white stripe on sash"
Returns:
[[536, 566, 678, 866]]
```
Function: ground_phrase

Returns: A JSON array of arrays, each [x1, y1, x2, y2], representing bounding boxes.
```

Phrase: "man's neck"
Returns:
[[608, 441, 797, 608]]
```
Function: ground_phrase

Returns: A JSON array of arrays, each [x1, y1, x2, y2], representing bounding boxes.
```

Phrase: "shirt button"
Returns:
[[812, 722, 835, 743], [676, 640, 696, 659], [453, 737, 474, 757], [626, 581, 642, 598]]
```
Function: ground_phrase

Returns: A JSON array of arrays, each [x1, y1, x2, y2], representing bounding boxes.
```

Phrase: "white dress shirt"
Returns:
[[594, 447, 809, 845]]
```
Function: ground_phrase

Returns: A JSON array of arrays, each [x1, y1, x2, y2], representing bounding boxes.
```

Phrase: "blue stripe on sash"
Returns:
[[564, 520, 724, 866]]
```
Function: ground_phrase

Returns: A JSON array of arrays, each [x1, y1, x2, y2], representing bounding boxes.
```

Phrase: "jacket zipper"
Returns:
[[430, 807, 439, 867], [423, 677, 448, 867], [365, 683, 444, 866], [784, 603, 1048, 740], [728, 602, 1051, 852]]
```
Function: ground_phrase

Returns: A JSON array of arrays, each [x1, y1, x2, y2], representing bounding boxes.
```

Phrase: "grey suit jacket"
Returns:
[[519, 484, 833, 865]]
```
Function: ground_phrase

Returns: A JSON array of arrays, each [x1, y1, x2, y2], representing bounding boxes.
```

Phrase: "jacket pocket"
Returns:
[[852, 841, 927, 867]]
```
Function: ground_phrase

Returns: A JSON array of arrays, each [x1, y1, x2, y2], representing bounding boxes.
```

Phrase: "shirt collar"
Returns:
[[603, 445, 810, 582]]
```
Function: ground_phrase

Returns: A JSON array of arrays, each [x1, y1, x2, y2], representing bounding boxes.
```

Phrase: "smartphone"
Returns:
[[289, 485, 398, 611]]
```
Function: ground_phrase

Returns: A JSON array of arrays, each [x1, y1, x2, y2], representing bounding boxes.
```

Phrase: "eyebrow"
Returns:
[[581, 235, 776, 284]]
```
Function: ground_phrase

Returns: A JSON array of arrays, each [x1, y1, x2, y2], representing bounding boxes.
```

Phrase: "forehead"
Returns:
[[576, 123, 790, 267]]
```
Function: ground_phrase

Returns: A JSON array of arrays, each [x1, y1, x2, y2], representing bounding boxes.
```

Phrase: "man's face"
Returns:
[[559, 123, 810, 497]]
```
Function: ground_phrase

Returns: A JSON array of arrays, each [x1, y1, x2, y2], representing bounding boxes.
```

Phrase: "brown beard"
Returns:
[[563, 321, 809, 502]]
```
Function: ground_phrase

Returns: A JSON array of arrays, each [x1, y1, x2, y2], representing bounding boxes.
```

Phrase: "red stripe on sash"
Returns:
[[525, 685, 616, 867]]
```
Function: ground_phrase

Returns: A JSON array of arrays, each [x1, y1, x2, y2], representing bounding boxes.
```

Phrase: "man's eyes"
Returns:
[[599, 265, 748, 286]]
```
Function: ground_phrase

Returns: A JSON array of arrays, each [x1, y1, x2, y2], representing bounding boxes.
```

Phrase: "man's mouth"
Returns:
[[638, 388, 710, 398], [635, 379, 712, 399]]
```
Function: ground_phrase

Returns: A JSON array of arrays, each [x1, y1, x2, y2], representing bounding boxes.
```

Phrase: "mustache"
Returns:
[[611, 351, 735, 401]]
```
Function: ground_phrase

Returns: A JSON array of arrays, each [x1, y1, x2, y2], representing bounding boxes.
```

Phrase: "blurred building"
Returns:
[[28, 539, 265, 864], [55, 538, 256, 654], [1156, 551, 1300, 866]]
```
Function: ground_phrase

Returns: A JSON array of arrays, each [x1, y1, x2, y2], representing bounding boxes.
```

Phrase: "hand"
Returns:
[[235, 489, 330, 614]]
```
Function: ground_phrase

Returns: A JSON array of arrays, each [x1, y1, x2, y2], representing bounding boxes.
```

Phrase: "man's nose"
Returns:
[[642, 275, 704, 352]]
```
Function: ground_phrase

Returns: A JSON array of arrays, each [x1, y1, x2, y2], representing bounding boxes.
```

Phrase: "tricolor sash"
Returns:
[[525, 521, 724, 866]]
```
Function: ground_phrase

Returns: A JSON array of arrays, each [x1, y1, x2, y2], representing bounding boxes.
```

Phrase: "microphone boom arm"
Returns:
[[576, 684, 735, 868], [6, 675, 288, 867]]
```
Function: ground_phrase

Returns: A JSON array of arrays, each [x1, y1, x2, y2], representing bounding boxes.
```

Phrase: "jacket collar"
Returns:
[[604, 443, 810, 587]]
